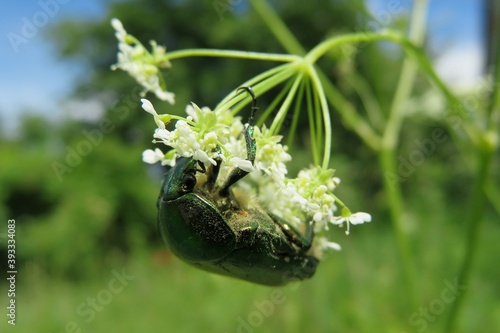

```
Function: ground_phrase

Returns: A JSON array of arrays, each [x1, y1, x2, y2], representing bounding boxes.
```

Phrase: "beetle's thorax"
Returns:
[[159, 157, 198, 202]]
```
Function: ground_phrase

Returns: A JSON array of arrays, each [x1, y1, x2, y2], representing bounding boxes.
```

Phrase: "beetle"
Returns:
[[157, 87, 318, 286]]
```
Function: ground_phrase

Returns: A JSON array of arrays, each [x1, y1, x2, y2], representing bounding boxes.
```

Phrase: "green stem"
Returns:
[[307, 65, 331, 169], [486, 42, 500, 125], [379, 0, 427, 309], [287, 78, 305, 145], [384, 0, 428, 149], [485, 179, 500, 217], [318, 70, 382, 151], [250, 0, 384, 152], [306, 31, 404, 64], [378, 149, 419, 311], [376, 0, 429, 312], [249, 0, 306, 56], [445, 38, 499, 333], [269, 72, 303, 134], [305, 78, 320, 166], [396, 40, 481, 144], [215, 62, 298, 113], [256, 79, 294, 127], [444, 148, 493, 333], [313, 80, 324, 161], [344, 72, 385, 132], [166, 48, 299, 62]]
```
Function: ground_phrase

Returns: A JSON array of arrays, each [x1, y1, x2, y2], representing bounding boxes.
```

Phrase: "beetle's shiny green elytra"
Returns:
[[157, 87, 318, 286]]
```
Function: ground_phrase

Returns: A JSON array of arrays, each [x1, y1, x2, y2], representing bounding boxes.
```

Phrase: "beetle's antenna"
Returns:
[[237, 86, 258, 126], [219, 87, 258, 197], [236, 86, 257, 164]]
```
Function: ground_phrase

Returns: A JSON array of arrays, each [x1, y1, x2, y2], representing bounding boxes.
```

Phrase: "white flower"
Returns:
[[306, 236, 342, 260], [154, 87, 175, 105], [141, 98, 165, 129], [253, 126, 291, 182], [333, 211, 372, 235], [110, 18, 175, 104], [316, 236, 342, 251], [143, 148, 165, 164], [142, 100, 245, 167], [193, 149, 216, 166], [111, 18, 126, 40], [229, 157, 254, 172]]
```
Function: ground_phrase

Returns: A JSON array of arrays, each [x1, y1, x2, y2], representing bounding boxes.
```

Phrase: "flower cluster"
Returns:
[[111, 18, 175, 104], [141, 99, 241, 167], [140, 97, 371, 253]]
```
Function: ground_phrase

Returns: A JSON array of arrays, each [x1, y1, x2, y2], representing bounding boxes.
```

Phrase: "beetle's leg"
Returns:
[[219, 86, 258, 197], [206, 157, 222, 190], [196, 161, 206, 174]]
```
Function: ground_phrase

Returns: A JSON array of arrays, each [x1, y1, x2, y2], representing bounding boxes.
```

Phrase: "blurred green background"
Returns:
[[1, 1, 499, 332]]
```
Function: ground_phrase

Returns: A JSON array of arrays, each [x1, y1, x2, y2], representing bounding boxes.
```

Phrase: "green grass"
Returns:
[[2, 207, 498, 333]]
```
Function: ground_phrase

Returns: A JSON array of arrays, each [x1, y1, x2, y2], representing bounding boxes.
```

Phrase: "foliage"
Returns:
[[0, 0, 498, 332]]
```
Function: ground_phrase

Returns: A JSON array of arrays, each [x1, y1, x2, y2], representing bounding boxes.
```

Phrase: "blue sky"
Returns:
[[0, 0, 104, 134], [0, 0, 485, 136]]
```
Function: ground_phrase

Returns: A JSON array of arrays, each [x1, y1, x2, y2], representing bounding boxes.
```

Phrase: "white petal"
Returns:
[[141, 98, 165, 129], [194, 149, 216, 165], [323, 241, 342, 251], [154, 88, 175, 105], [111, 18, 126, 38], [313, 212, 323, 222], [142, 148, 164, 164], [230, 157, 254, 172], [331, 216, 346, 225], [141, 98, 157, 115], [350, 212, 372, 224], [111, 18, 124, 32]]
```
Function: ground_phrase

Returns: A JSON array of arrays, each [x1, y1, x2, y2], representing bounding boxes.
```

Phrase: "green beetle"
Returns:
[[157, 87, 318, 286]]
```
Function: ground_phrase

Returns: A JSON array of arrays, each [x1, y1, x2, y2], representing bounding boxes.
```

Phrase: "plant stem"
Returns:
[[250, 0, 306, 56], [344, 72, 385, 132], [307, 65, 332, 169], [444, 147, 493, 333], [317, 70, 382, 151], [215, 62, 297, 113], [445, 41, 499, 333], [256, 79, 294, 127], [306, 31, 404, 64], [269, 72, 304, 134], [166, 48, 299, 62], [374, 0, 429, 313], [305, 78, 320, 166], [383, 0, 428, 149], [378, 148, 419, 311]]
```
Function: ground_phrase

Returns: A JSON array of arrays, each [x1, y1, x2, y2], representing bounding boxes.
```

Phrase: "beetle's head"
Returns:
[[159, 157, 198, 203]]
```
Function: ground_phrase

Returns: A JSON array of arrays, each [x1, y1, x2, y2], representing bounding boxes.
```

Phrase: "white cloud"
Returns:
[[434, 41, 485, 91], [63, 98, 105, 122]]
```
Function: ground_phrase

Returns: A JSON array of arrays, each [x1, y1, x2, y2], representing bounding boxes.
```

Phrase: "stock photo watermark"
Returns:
[[405, 278, 466, 333], [5, 219, 17, 326], [229, 257, 321, 333], [51, 86, 142, 182], [350, 0, 405, 50], [54, 268, 135, 333], [7, 0, 71, 53], [384, 76, 495, 190], [234, 289, 286, 333], [384, 127, 448, 190]]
